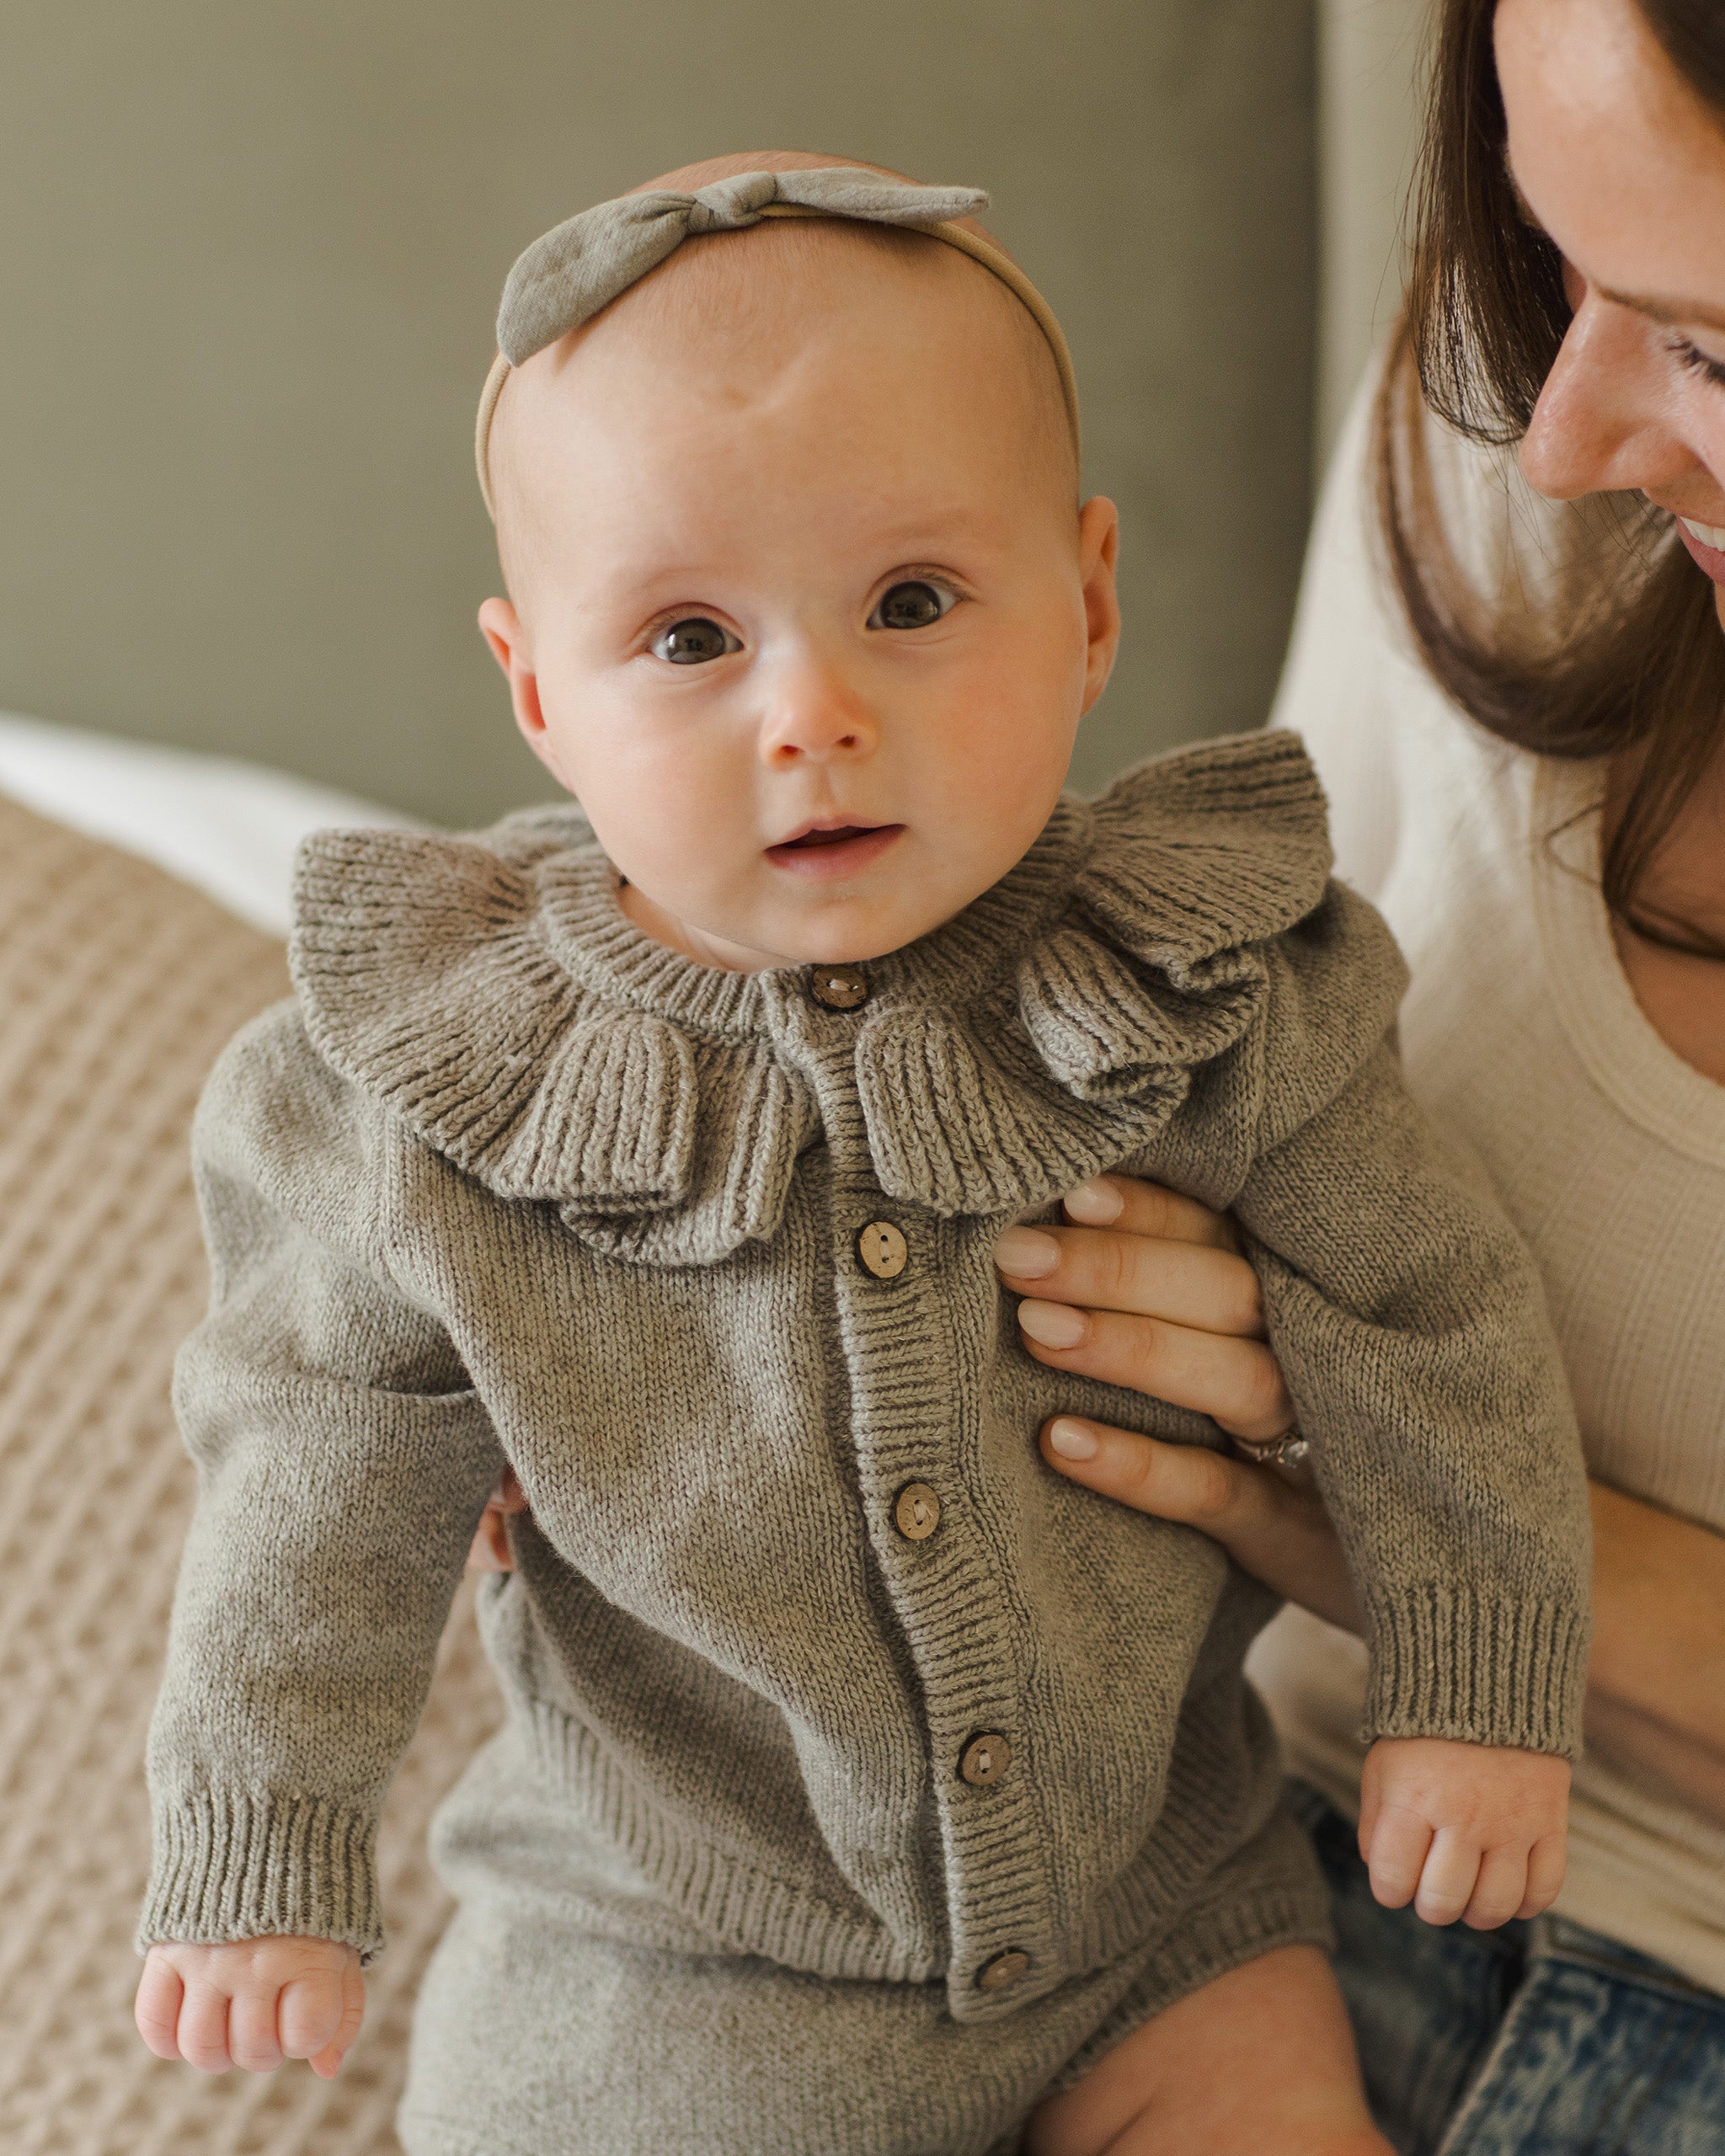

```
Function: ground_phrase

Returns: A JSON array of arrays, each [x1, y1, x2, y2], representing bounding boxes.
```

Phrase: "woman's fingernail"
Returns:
[[1061, 1177, 1123, 1225], [993, 1227, 1060, 1278], [1047, 1417, 1100, 1461], [1017, 1299, 1087, 1349]]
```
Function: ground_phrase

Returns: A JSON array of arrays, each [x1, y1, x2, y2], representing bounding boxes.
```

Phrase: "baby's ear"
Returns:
[[1080, 494, 1120, 575], [1077, 496, 1122, 716], [478, 595, 526, 680], [478, 598, 564, 782]]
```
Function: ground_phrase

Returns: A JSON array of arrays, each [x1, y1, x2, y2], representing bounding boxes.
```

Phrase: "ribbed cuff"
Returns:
[[1361, 1582, 1590, 1759], [137, 1787, 382, 1960]]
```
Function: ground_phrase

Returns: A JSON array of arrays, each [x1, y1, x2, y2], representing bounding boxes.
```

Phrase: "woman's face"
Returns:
[[1498, 0, 1725, 625]]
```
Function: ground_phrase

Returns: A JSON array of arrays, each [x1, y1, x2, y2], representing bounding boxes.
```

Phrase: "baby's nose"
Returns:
[[759, 670, 878, 765]]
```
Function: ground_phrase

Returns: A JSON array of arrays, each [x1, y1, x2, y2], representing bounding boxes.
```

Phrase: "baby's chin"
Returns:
[[758, 865, 1025, 967], [640, 885, 994, 974], [714, 903, 970, 972]]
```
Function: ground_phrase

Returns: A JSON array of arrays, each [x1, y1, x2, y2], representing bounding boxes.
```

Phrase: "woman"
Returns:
[[1000, 0, 1725, 2146]]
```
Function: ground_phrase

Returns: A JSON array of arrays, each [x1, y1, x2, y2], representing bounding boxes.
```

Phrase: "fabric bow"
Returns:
[[495, 167, 990, 366]]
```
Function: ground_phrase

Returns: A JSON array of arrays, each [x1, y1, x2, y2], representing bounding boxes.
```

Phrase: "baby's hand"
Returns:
[[135, 1935, 365, 2079], [1358, 1736, 1569, 1929]]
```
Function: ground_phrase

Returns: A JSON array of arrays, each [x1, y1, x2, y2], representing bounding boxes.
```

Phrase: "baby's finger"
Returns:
[[1363, 1807, 1434, 1912], [1061, 1176, 1238, 1251], [134, 1954, 187, 2062], [175, 1975, 236, 2075], [280, 1968, 346, 2068], [1461, 1844, 1530, 1931], [1355, 1775, 1381, 1860], [1017, 1305, 1291, 1441], [1519, 1833, 1567, 1919], [466, 1503, 515, 1574], [305, 1958, 367, 2080], [1413, 1829, 1482, 1927], [227, 1983, 286, 2073], [466, 1469, 530, 1574]]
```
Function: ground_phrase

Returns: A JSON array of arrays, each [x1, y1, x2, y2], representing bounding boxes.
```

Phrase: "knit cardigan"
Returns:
[[141, 730, 1591, 2022]]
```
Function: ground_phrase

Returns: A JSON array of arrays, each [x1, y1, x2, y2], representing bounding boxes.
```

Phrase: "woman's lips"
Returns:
[[1676, 515, 1725, 584], [764, 823, 905, 880]]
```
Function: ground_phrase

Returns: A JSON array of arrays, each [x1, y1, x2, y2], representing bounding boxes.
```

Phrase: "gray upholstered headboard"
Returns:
[[0, 0, 1320, 825]]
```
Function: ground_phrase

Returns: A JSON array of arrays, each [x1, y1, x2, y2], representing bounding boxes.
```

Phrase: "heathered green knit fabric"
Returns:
[[142, 731, 1590, 2076]]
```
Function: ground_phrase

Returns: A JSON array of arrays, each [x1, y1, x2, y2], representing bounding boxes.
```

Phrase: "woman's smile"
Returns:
[[1676, 513, 1725, 580]]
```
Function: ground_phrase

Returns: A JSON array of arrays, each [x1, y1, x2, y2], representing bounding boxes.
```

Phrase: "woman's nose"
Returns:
[[756, 660, 879, 768], [1519, 293, 1694, 502]]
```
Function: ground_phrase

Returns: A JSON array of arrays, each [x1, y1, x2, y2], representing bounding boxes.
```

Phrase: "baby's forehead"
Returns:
[[494, 219, 1065, 491]]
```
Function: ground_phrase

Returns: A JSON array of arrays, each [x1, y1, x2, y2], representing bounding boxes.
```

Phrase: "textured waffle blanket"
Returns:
[[0, 797, 501, 2156]]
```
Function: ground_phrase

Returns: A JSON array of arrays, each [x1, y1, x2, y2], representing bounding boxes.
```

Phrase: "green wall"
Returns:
[[0, 2, 1314, 825]]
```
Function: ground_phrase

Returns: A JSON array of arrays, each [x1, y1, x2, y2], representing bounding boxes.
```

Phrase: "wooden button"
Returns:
[[856, 1220, 908, 1280], [809, 964, 869, 1011], [892, 1482, 942, 1541], [975, 1949, 1030, 1993], [958, 1732, 1011, 1787]]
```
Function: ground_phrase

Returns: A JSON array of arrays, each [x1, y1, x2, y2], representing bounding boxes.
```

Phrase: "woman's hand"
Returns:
[[994, 1176, 1290, 1440], [1006, 1182, 1725, 1829], [996, 1174, 1362, 1633]]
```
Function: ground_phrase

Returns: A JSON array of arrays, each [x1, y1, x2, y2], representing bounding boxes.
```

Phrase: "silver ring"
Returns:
[[1230, 1425, 1311, 1470]]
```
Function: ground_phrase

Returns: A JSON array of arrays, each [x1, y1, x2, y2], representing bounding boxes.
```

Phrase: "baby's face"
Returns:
[[481, 229, 1119, 972]]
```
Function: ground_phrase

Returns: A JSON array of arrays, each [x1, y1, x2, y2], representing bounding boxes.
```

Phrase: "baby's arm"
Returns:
[[138, 1007, 505, 2024], [136, 1937, 363, 2079], [1228, 896, 1591, 1899]]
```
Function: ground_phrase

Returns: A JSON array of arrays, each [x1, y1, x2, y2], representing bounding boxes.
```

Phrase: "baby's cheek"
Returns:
[[567, 742, 742, 892]]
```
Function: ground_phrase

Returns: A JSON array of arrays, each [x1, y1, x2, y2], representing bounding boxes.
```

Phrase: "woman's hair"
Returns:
[[1380, 0, 1725, 953]]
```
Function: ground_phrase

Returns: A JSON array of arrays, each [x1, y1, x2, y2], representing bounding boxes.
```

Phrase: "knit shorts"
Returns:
[[397, 1726, 1332, 2156]]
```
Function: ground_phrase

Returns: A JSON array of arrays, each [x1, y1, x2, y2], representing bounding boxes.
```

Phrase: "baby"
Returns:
[[134, 152, 1591, 2156]]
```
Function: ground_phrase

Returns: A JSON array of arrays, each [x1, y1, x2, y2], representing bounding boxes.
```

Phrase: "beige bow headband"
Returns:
[[474, 166, 1080, 516]]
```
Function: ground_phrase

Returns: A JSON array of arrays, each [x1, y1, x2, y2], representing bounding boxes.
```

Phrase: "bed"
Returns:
[[0, 717, 498, 2156]]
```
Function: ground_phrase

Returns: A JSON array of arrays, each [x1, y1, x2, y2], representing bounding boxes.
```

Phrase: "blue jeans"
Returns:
[[1291, 1785, 1725, 2154]]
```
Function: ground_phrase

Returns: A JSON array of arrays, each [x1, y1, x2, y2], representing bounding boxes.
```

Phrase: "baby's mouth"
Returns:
[[765, 821, 905, 879]]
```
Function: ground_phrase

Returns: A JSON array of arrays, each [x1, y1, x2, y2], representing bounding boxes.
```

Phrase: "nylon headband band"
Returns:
[[473, 170, 1080, 518]]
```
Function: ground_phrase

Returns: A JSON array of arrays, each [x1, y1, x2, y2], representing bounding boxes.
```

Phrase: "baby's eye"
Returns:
[[650, 616, 739, 664], [868, 580, 956, 632]]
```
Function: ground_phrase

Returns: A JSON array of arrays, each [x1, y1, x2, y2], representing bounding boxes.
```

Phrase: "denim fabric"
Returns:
[[1291, 1785, 1725, 2155]]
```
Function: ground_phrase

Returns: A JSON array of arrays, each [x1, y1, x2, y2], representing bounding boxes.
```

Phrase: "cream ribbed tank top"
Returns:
[[1253, 371, 1725, 1994]]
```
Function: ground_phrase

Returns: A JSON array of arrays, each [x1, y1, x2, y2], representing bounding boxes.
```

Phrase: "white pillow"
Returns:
[[0, 712, 418, 937]]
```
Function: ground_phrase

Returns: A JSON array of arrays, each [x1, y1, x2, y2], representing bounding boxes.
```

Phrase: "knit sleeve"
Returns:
[[138, 1002, 506, 1960], [1232, 950, 1593, 1760]]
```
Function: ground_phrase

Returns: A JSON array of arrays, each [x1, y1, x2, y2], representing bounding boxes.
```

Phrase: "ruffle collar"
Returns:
[[291, 732, 1332, 1264]]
